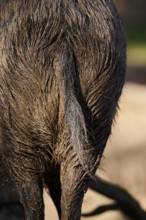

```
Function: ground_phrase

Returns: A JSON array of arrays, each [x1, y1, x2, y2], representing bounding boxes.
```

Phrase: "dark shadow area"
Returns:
[[126, 66, 146, 85], [82, 175, 146, 220], [0, 184, 25, 220]]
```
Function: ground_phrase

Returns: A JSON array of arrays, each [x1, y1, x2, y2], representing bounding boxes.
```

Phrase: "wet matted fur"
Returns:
[[0, 0, 126, 220]]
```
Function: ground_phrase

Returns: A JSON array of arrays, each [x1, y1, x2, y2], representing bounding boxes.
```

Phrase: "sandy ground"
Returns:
[[44, 81, 146, 220]]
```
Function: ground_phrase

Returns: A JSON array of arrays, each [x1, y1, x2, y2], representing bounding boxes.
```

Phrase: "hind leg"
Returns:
[[16, 178, 44, 220], [60, 161, 88, 220], [3, 153, 44, 220]]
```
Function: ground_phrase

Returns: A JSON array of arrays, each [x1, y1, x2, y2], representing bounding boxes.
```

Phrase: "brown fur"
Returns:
[[0, 0, 126, 219]]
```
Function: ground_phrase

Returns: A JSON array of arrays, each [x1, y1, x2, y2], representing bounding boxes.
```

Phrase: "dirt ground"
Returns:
[[0, 67, 146, 220]]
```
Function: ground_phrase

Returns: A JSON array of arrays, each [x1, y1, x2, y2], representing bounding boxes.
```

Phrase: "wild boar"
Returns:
[[0, 0, 126, 219]]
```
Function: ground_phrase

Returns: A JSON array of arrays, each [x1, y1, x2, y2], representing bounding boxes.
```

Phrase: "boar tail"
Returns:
[[55, 48, 92, 175]]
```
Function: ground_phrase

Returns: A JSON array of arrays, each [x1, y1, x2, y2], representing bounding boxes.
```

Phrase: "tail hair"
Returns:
[[56, 48, 91, 174]]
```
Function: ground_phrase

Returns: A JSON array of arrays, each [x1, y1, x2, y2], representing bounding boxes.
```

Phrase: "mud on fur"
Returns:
[[0, 0, 126, 220]]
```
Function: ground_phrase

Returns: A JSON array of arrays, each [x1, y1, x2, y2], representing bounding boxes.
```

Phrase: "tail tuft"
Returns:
[[55, 47, 91, 174]]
